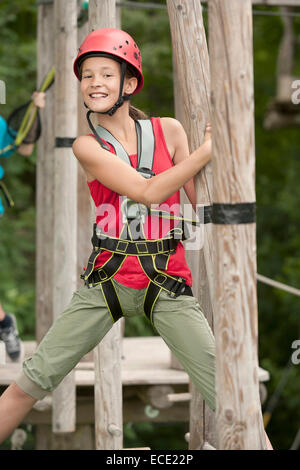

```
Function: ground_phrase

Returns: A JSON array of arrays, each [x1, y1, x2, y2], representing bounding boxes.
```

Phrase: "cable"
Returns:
[[257, 273, 300, 298], [290, 426, 300, 450], [116, 1, 166, 10], [114, 1, 300, 18], [263, 358, 294, 428]]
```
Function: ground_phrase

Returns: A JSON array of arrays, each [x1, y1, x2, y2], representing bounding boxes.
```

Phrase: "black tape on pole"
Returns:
[[55, 137, 76, 148], [212, 202, 256, 225], [197, 203, 256, 224], [197, 205, 212, 224]]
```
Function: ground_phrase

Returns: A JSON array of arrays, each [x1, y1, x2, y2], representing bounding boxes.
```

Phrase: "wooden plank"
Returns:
[[209, 0, 267, 450], [0, 338, 270, 386], [14, 394, 190, 426], [52, 0, 78, 434]]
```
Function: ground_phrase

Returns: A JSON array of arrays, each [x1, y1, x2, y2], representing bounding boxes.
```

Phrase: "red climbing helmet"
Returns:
[[73, 28, 144, 95]]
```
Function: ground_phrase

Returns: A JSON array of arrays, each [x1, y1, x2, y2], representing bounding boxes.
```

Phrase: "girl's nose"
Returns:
[[90, 75, 103, 87]]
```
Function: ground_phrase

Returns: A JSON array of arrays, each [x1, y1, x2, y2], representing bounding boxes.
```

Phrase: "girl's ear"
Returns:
[[124, 76, 138, 95]]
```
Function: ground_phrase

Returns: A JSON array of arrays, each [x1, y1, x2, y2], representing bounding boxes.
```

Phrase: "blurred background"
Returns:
[[0, 0, 300, 450]]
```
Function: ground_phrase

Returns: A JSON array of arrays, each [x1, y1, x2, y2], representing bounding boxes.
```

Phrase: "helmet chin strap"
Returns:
[[84, 61, 132, 117]]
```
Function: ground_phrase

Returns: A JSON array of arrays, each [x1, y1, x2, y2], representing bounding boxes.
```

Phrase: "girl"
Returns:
[[0, 28, 271, 450]]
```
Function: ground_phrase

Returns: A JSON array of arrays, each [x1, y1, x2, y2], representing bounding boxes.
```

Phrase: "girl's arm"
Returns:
[[72, 129, 211, 207], [161, 117, 200, 213]]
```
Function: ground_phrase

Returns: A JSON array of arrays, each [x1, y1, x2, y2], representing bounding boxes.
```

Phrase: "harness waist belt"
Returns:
[[93, 233, 179, 256]]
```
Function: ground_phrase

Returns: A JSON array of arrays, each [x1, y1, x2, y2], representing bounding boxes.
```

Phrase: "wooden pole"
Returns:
[[36, 0, 55, 343], [35, 2, 56, 448], [167, 0, 216, 450], [77, 22, 95, 291], [52, 0, 78, 434], [209, 0, 266, 449], [88, 0, 123, 450]]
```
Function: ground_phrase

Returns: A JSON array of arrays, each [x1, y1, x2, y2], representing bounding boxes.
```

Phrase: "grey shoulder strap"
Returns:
[[95, 125, 131, 166], [135, 119, 155, 172], [96, 119, 155, 175]]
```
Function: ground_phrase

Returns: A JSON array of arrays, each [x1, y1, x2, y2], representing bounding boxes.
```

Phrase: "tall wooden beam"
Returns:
[[77, 22, 95, 291], [88, 0, 123, 451], [209, 0, 267, 449], [167, 0, 216, 450], [36, 0, 55, 343], [52, 0, 78, 434]]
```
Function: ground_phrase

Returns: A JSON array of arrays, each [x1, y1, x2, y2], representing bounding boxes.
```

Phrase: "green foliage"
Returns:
[[0, 0, 300, 451], [123, 422, 189, 450]]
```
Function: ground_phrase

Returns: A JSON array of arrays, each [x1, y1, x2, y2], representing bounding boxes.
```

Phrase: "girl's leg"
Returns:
[[153, 290, 274, 449], [0, 382, 37, 443], [152, 291, 216, 412], [0, 303, 5, 321], [0, 283, 115, 444]]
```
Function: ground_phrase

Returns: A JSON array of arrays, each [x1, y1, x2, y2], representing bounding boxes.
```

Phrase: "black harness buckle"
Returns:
[[168, 277, 186, 298]]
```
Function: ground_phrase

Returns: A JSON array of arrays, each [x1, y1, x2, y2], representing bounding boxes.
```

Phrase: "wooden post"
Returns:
[[77, 21, 95, 291], [36, 0, 55, 343], [35, 0, 55, 449], [52, 0, 78, 434], [209, 0, 266, 449], [88, 0, 123, 450], [94, 321, 123, 450], [167, 0, 217, 450]]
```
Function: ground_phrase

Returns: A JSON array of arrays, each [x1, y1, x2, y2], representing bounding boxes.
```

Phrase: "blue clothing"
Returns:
[[0, 115, 17, 215], [0, 115, 16, 164]]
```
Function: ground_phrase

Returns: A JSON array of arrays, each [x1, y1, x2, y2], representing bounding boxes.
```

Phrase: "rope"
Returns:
[[114, 1, 300, 18], [263, 358, 294, 428], [257, 273, 300, 298], [290, 426, 300, 450]]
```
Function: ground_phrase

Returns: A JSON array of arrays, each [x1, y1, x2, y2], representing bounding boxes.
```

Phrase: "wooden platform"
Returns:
[[0, 336, 270, 387]]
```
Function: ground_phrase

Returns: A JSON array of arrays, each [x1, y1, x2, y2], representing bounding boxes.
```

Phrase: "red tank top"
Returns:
[[87, 116, 193, 288]]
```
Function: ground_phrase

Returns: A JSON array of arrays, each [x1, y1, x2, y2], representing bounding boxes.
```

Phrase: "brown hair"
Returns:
[[125, 64, 148, 120]]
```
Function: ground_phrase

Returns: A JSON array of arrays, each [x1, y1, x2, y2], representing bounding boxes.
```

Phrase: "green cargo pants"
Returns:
[[16, 278, 216, 411]]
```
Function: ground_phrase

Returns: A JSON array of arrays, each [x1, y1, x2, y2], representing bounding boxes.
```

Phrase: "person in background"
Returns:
[[0, 91, 45, 361]]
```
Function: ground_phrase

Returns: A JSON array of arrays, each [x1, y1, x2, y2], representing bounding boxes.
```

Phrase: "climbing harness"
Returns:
[[81, 115, 199, 324]]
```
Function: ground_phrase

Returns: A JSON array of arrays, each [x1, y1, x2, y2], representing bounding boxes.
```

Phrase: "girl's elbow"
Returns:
[[141, 187, 161, 208]]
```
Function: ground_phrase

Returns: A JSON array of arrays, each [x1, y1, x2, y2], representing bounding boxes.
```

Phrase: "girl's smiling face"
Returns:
[[80, 56, 121, 112]]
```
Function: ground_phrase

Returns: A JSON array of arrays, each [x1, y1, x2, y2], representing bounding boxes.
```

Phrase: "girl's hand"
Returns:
[[32, 91, 46, 109], [201, 122, 212, 161], [203, 122, 211, 143]]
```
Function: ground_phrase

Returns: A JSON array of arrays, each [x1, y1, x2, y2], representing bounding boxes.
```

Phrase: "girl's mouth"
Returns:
[[89, 93, 108, 100]]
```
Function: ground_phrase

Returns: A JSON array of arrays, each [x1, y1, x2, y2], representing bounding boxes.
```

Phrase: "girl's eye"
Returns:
[[83, 75, 91, 79]]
